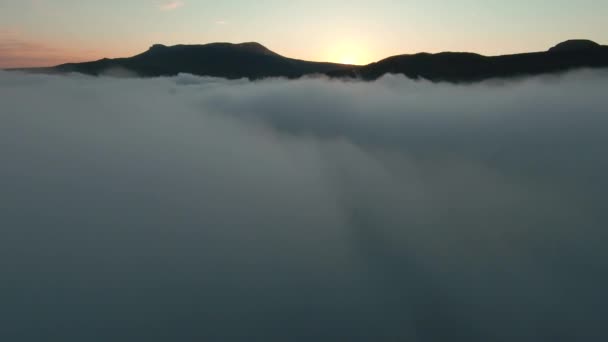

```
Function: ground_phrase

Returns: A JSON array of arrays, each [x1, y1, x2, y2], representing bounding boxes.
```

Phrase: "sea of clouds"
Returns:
[[1, 70, 607, 341]]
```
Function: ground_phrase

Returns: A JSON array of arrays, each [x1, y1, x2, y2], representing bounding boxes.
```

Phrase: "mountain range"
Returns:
[[9, 39, 608, 83]]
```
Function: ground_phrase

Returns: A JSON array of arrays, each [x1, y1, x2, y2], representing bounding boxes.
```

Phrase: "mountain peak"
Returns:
[[233, 42, 278, 56], [148, 44, 168, 51], [549, 39, 600, 52]]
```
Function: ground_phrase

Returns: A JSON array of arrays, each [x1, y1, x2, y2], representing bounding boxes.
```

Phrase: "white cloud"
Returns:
[[0, 70, 607, 340], [159, 0, 184, 11]]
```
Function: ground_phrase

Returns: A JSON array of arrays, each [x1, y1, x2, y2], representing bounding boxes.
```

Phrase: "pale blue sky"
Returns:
[[0, 0, 607, 67]]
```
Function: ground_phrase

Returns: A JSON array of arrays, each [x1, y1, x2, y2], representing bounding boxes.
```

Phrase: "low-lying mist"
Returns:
[[1, 70, 607, 341]]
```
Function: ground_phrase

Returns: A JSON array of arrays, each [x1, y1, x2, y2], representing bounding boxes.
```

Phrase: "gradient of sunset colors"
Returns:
[[1, 0, 607, 67]]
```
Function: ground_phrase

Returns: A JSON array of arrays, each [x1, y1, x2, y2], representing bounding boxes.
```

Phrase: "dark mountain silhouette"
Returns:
[[549, 39, 601, 52], [329, 40, 608, 82], [20, 42, 351, 79], [9, 40, 608, 82]]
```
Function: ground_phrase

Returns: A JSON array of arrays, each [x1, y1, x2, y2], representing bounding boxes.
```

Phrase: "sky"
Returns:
[[0, 0, 607, 67]]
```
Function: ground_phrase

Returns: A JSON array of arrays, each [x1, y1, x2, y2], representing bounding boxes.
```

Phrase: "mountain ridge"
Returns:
[[330, 40, 608, 82], [7, 40, 608, 82]]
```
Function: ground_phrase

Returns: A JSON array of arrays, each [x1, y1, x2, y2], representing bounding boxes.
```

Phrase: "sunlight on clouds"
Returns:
[[159, 0, 184, 11]]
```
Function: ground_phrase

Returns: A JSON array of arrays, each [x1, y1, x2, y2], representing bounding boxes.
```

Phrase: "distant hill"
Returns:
[[548, 39, 601, 52], [329, 40, 608, 82], [9, 40, 608, 82], [17, 42, 351, 79]]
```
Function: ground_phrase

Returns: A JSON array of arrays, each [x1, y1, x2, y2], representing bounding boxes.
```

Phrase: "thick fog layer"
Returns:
[[1, 71, 607, 341]]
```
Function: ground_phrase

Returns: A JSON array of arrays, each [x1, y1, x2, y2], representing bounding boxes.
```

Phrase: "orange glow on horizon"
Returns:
[[324, 42, 373, 66], [0, 30, 105, 68]]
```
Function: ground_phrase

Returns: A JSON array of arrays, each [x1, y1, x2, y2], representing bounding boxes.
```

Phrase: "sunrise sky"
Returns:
[[1, 0, 607, 68]]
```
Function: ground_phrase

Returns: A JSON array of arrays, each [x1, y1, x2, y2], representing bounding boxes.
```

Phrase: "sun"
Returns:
[[327, 43, 369, 65], [339, 55, 359, 65], [335, 48, 367, 65]]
